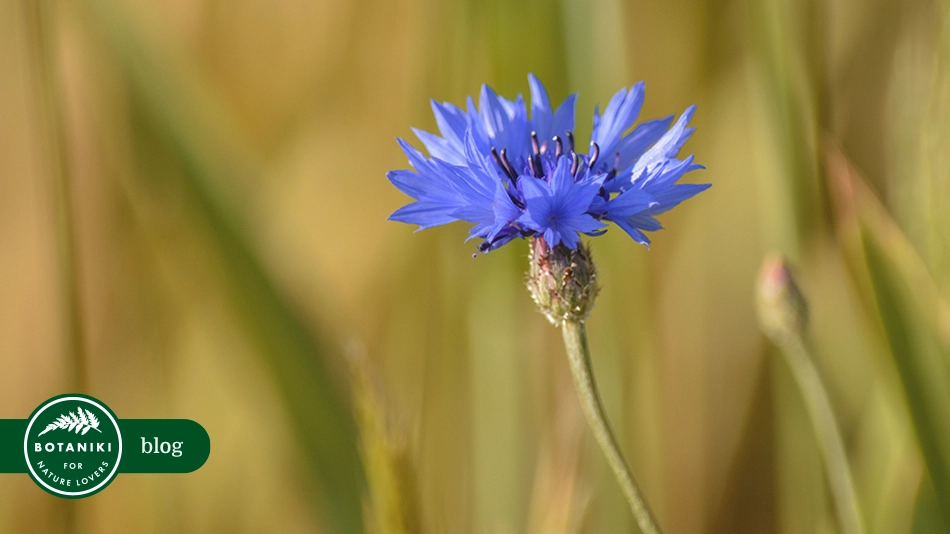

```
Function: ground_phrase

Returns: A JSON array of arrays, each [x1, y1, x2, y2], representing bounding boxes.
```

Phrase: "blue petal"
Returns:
[[631, 105, 696, 178], [462, 129, 504, 192], [389, 202, 459, 230], [492, 180, 523, 224], [610, 116, 673, 174], [479, 85, 527, 155], [430, 100, 468, 152], [479, 226, 520, 252], [550, 94, 577, 140], [638, 157, 705, 190], [643, 183, 711, 215], [604, 188, 658, 218], [612, 217, 653, 247], [519, 176, 552, 216], [549, 156, 574, 195], [554, 227, 578, 249], [590, 82, 645, 157], [528, 73, 553, 137], [412, 128, 464, 165], [626, 214, 664, 232], [565, 214, 607, 234], [528, 73, 577, 143], [563, 180, 604, 213], [397, 138, 438, 174], [387, 169, 439, 200]]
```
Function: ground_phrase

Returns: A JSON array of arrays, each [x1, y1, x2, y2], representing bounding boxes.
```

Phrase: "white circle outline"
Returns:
[[23, 396, 123, 497]]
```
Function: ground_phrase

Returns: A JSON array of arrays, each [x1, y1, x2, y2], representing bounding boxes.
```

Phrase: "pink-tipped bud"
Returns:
[[756, 254, 809, 344]]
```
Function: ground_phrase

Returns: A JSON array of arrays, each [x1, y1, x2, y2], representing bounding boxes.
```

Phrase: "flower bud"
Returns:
[[527, 237, 599, 326], [756, 254, 809, 344]]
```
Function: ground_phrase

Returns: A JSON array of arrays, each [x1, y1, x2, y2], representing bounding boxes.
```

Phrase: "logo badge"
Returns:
[[24, 394, 122, 498]]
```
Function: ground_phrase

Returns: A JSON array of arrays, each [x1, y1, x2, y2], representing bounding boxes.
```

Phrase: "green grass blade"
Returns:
[[829, 148, 950, 525], [79, 1, 365, 531], [862, 232, 950, 524]]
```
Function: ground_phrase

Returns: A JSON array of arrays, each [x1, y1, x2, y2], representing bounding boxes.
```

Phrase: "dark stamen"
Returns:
[[491, 147, 517, 181], [589, 142, 600, 169], [566, 131, 575, 153], [604, 152, 621, 181], [478, 231, 512, 255], [528, 154, 543, 178], [553, 136, 563, 158], [500, 148, 518, 179], [531, 131, 540, 156], [507, 188, 525, 209], [570, 153, 579, 176]]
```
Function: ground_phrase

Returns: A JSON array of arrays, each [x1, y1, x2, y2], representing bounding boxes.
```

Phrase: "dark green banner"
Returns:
[[0, 420, 27, 473], [0, 419, 209, 474], [2, 394, 209, 498]]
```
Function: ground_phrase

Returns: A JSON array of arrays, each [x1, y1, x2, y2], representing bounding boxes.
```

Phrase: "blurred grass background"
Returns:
[[1, 0, 949, 532]]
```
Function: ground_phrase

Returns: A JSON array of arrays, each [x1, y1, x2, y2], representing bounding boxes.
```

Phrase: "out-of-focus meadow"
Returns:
[[1, 0, 949, 532]]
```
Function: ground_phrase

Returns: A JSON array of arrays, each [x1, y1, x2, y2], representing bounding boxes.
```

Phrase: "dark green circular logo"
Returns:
[[24, 395, 122, 498]]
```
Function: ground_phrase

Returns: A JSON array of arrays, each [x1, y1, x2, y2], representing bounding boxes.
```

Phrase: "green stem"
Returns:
[[780, 336, 865, 534], [561, 320, 661, 534]]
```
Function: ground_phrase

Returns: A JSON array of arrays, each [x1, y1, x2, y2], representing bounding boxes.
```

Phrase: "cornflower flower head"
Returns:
[[387, 74, 710, 255]]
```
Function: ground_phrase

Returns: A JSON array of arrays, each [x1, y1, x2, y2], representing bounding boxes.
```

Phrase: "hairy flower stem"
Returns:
[[780, 335, 865, 534], [561, 320, 661, 534]]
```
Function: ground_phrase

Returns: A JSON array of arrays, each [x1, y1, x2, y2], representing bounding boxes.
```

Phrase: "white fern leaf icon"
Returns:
[[82, 409, 100, 435], [37, 415, 71, 437], [67, 412, 80, 433], [77, 409, 88, 429], [36, 407, 103, 437]]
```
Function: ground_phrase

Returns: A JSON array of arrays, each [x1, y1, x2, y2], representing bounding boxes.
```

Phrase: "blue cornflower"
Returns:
[[518, 157, 606, 249], [388, 74, 709, 253]]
